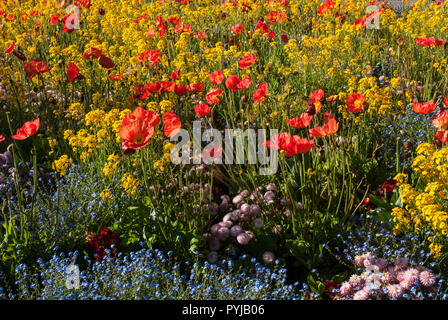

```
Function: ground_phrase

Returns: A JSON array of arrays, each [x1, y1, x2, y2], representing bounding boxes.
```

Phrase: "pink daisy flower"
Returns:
[[387, 284, 404, 299], [419, 271, 436, 287], [340, 282, 352, 296], [353, 288, 370, 300]]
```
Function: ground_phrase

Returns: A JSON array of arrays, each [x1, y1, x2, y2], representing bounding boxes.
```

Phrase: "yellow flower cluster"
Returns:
[[52, 155, 73, 177], [100, 189, 115, 203], [121, 173, 140, 195], [103, 154, 120, 177], [392, 143, 448, 258]]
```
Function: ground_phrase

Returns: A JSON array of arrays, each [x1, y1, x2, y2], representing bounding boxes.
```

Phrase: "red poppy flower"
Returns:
[[412, 100, 437, 114], [0, 134, 5, 143], [11, 118, 40, 140], [109, 73, 123, 81], [225, 75, 241, 91], [206, 88, 223, 105], [346, 93, 367, 113], [23, 60, 52, 80], [66, 62, 79, 82], [435, 130, 448, 143], [82, 47, 103, 59], [120, 119, 155, 150], [253, 82, 268, 102], [163, 112, 182, 138], [187, 82, 204, 93], [309, 118, 339, 138], [354, 18, 366, 27], [264, 132, 291, 150], [255, 20, 269, 33], [237, 76, 251, 90], [194, 104, 211, 117], [416, 37, 445, 47], [174, 84, 188, 96], [266, 11, 285, 23], [209, 70, 225, 85], [280, 34, 289, 43], [286, 113, 313, 128], [99, 55, 115, 69], [433, 109, 448, 130], [139, 50, 160, 65], [50, 13, 60, 25], [121, 107, 160, 128], [238, 53, 257, 69], [231, 23, 244, 34], [307, 89, 325, 115], [4, 42, 15, 54], [283, 136, 314, 157], [168, 16, 180, 24], [444, 95, 448, 107], [318, 0, 335, 15], [170, 70, 181, 80]]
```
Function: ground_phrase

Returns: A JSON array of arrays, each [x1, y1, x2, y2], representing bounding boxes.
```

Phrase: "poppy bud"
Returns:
[[121, 142, 135, 155], [13, 50, 27, 61]]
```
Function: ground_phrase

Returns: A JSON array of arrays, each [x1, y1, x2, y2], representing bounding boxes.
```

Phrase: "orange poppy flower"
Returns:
[[435, 130, 448, 143], [194, 104, 211, 117], [286, 113, 313, 129], [119, 119, 155, 150], [23, 61, 52, 80], [309, 118, 339, 138], [238, 53, 257, 69], [346, 93, 367, 113], [163, 112, 182, 138], [12, 118, 40, 140], [66, 62, 79, 82], [433, 109, 448, 130], [318, 0, 335, 15], [121, 107, 160, 128], [266, 11, 285, 23], [253, 82, 268, 102], [109, 73, 123, 81], [206, 88, 223, 105], [209, 70, 225, 85], [412, 100, 437, 114], [139, 50, 160, 65]]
